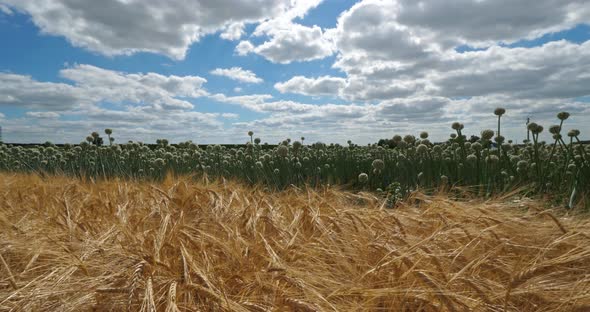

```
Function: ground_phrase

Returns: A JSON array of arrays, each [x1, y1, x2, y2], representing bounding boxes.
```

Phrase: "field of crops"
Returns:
[[1, 173, 590, 311], [1, 110, 589, 208], [1, 109, 590, 312]]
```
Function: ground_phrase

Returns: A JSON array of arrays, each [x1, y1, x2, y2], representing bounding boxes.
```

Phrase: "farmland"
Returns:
[[1, 109, 590, 312], [1, 174, 590, 311]]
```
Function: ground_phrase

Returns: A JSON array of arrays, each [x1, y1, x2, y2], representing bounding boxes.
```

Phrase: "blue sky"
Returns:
[[0, 0, 589, 144]]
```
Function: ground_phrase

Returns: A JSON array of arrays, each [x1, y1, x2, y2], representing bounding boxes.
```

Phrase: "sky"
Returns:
[[0, 0, 589, 145]]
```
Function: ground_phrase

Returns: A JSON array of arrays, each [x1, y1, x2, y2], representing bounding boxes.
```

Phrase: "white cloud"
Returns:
[[220, 22, 245, 41], [0, 64, 215, 130], [210, 67, 263, 84], [275, 76, 345, 96], [244, 23, 335, 64], [332, 1, 432, 63], [1, 0, 315, 60], [234, 0, 332, 63], [25, 111, 60, 119], [222, 113, 239, 119], [0, 65, 234, 143], [275, 0, 590, 103], [229, 95, 590, 144], [394, 0, 590, 47], [430, 40, 590, 99], [60, 64, 208, 109], [235, 41, 255, 56], [0, 73, 89, 110]]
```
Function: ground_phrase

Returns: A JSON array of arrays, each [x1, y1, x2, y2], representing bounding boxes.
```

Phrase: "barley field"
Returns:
[[1, 173, 590, 311]]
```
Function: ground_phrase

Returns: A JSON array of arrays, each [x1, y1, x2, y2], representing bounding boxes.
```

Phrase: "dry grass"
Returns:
[[1, 173, 590, 311]]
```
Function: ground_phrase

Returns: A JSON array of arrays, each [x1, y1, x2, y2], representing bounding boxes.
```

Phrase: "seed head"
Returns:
[[568, 163, 577, 171], [403, 135, 415, 144], [277, 145, 289, 157], [527, 122, 537, 131], [494, 107, 506, 116], [248, 131, 254, 136], [568, 129, 580, 137], [417, 144, 428, 154], [486, 155, 499, 164], [481, 129, 494, 140], [105, 128, 113, 135], [358, 173, 369, 183], [372, 159, 385, 171], [557, 111, 570, 121], [532, 124, 543, 134], [420, 131, 429, 139], [451, 122, 463, 131]]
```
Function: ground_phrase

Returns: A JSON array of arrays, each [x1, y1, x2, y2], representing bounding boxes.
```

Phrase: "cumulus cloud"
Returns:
[[60, 64, 208, 109], [220, 22, 245, 41], [0, 64, 236, 143], [1, 0, 312, 59], [275, 76, 346, 96], [25, 111, 60, 119], [221, 113, 239, 119], [235, 41, 255, 56], [394, 0, 590, 47], [277, 0, 590, 104], [0, 73, 89, 110], [210, 67, 263, 84], [246, 23, 335, 64], [0, 64, 207, 111], [233, 0, 334, 63], [332, 1, 432, 63], [431, 40, 590, 99]]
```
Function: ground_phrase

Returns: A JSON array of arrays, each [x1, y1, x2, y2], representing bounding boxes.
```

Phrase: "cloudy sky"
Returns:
[[0, 0, 589, 144]]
